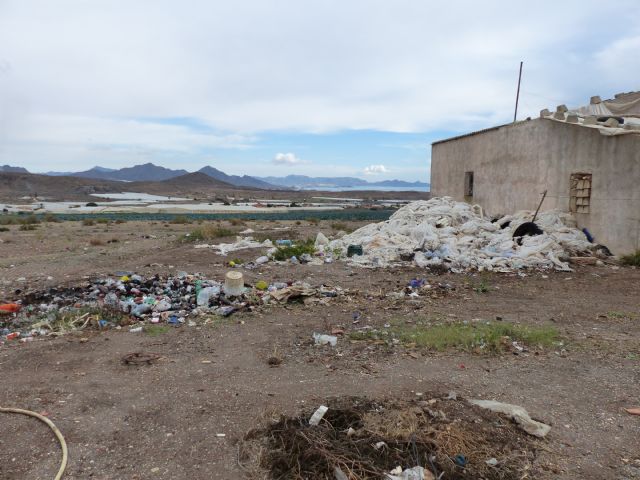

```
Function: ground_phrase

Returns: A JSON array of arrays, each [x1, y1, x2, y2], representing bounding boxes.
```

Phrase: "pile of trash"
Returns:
[[330, 197, 603, 272], [1, 273, 344, 343], [239, 396, 544, 480]]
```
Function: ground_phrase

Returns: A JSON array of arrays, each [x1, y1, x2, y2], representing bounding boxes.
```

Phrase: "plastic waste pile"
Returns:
[[195, 233, 338, 266], [194, 237, 273, 256], [329, 197, 598, 272], [1, 273, 343, 344]]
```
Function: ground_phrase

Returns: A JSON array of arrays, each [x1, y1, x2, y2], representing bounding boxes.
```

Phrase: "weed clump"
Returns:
[[351, 320, 559, 353], [181, 225, 237, 242], [272, 239, 315, 261], [621, 250, 640, 266]]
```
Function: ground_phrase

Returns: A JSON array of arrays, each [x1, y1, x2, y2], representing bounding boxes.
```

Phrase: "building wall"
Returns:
[[430, 118, 640, 254]]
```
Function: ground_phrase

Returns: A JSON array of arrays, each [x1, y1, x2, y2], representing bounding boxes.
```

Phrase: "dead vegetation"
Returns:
[[239, 396, 541, 480]]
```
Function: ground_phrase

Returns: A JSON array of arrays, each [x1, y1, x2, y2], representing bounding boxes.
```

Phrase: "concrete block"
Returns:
[[603, 118, 619, 128], [566, 114, 579, 123], [583, 116, 598, 125], [553, 111, 566, 120], [590, 95, 602, 104], [539, 108, 551, 117], [556, 104, 568, 113], [623, 123, 640, 131]]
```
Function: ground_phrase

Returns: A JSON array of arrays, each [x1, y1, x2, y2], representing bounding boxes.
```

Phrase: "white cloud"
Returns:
[[0, 0, 639, 171], [272, 152, 306, 165], [363, 164, 389, 175]]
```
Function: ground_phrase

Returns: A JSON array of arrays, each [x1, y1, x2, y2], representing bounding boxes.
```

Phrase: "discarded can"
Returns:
[[347, 245, 363, 257]]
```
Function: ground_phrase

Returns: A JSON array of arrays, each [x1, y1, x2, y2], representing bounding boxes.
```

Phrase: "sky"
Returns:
[[1, 1, 639, 182]]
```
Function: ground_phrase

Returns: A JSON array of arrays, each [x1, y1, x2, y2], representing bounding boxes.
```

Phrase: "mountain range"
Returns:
[[3, 163, 429, 190], [257, 175, 428, 189]]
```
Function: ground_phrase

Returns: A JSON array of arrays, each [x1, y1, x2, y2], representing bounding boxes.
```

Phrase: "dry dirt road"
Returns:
[[1, 220, 639, 479]]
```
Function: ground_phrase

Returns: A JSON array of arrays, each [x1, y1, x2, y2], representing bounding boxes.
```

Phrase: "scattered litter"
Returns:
[[122, 352, 161, 365], [309, 405, 329, 425], [223, 271, 245, 296], [454, 454, 467, 466], [195, 236, 273, 256], [469, 399, 551, 438], [315, 232, 330, 247], [485, 458, 499, 466], [129, 326, 143, 333], [313, 333, 338, 347], [0, 303, 21, 314], [624, 407, 640, 416], [386, 465, 432, 480], [330, 197, 601, 272]]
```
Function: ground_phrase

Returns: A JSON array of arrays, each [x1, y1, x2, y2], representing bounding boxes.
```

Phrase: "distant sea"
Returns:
[[299, 185, 430, 192]]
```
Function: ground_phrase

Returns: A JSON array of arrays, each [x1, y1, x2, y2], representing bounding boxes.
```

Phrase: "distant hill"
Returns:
[[39, 163, 428, 191], [0, 172, 127, 201], [198, 166, 279, 189], [258, 175, 429, 190], [156, 172, 235, 188], [63, 163, 189, 182], [0, 165, 29, 173], [43, 163, 276, 188], [45, 166, 116, 177]]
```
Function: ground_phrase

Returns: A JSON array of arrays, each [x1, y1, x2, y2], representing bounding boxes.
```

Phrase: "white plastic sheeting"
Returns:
[[194, 237, 273, 256], [329, 197, 595, 272]]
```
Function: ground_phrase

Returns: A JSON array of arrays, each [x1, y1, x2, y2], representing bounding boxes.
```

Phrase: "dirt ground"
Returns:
[[1, 219, 639, 479]]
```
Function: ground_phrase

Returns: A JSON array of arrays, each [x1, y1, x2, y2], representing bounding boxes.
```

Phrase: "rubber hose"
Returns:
[[0, 406, 68, 480]]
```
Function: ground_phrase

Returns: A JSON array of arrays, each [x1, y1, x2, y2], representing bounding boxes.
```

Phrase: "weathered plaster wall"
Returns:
[[431, 118, 640, 253]]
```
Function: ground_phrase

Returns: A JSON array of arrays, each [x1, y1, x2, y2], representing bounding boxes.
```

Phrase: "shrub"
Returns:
[[82, 218, 95, 226], [43, 213, 61, 223], [89, 238, 105, 246], [621, 250, 640, 266], [19, 215, 40, 225], [19, 224, 38, 231], [170, 215, 192, 224], [272, 238, 315, 261], [181, 225, 236, 242]]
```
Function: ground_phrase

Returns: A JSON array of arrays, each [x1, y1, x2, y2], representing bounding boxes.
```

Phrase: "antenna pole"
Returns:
[[513, 61, 523, 122]]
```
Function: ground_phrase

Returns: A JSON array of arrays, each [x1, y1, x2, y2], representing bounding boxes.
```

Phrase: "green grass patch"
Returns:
[[350, 320, 559, 353], [272, 238, 315, 261], [145, 325, 170, 336], [181, 225, 237, 242], [620, 250, 640, 266]]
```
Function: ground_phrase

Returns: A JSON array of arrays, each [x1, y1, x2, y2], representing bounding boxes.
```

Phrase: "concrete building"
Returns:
[[430, 92, 640, 254]]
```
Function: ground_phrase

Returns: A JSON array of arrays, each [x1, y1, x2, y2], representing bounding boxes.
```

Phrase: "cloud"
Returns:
[[0, 0, 639, 171], [272, 152, 306, 165], [363, 164, 389, 175]]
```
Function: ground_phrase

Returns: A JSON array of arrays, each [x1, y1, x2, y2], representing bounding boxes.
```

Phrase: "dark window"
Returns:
[[464, 171, 474, 197]]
